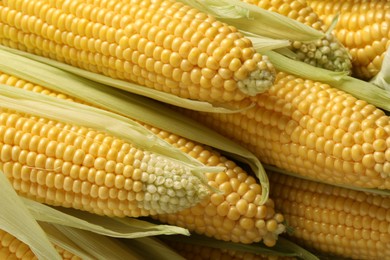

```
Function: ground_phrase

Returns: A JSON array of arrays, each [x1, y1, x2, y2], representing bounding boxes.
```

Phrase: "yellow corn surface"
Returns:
[[269, 171, 390, 259], [308, 0, 390, 80], [0, 0, 276, 102], [181, 72, 390, 190]]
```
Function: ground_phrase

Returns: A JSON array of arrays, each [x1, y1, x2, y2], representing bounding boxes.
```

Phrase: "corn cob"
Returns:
[[269, 171, 390, 259], [0, 110, 211, 217], [0, 0, 276, 102], [0, 228, 81, 259], [163, 239, 294, 260], [307, 0, 390, 80], [242, 0, 352, 72], [0, 71, 285, 246], [181, 71, 390, 190]]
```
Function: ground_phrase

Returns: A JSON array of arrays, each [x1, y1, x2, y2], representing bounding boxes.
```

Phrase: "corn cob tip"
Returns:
[[292, 33, 352, 72], [133, 154, 211, 215], [237, 56, 276, 96]]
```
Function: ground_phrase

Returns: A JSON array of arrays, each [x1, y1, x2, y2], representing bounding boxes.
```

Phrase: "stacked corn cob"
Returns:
[[0, 0, 389, 259], [269, 171, 390, 259], [307, 0, 390, 80], [0, 0, 276, 102], [0, 70, 285, 246], [182, 71, 390, 190]]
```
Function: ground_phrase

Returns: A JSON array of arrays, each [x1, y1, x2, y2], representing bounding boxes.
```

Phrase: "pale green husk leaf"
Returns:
[[39, 223, 102, 260], [0, 47, 270, 203], [264, 50, 390, 113], [0, 172, 61, 259], [43, 223, 142, 260], [161, 234, 319, 260], [245, 34, 291, 52], [371, 45, 390, 91], [0, 45, 239, 113], [179, 0, 324, 41], [24, 198, 190, 238]]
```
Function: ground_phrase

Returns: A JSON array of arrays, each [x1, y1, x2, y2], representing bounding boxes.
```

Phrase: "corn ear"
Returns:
[[0, 46, 271, 203]]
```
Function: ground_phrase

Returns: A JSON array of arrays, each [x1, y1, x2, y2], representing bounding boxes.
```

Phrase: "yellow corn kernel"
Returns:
[[269, 172, 390, 259], [0, 0, 276, 102], [0, 71, 285, 245], [0, 229, 81, 259], [307, 0, 390, 80], [242, 0, 352, 72], [181, 72, 390, 190]]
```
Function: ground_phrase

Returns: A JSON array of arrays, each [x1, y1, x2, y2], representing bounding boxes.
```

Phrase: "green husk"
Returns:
[[179, 0, 324, 41], [371, 46, 390, 90], [24, 198, 190, 238], [160, 234, 319, 260], [43, 223, 142, 260], [264, 50, 390, 113], [0, 172, 61, 259], [0, 46, 270, 204]]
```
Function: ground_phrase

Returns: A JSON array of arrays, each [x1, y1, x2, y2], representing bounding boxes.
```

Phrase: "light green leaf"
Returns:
[[24, 198, 190, 238], [48, 223, 142, 260], [0, 172, 60, 260], [179, 0, 324, 41], [371, 46, 390, 91]]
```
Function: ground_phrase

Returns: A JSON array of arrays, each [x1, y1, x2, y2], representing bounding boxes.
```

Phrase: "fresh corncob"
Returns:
[[163, 239, 294, 260], [0, 228, 81, 259], [307, 0, 390, 80], [181, 71, 390, 190], [0, 71, 285, 246], [269, 171, 390, 259], [0, 110, 210, 217], [242, 0, 352, 72], [146, 125, 285, 246], [0, 0, 276, 102]]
